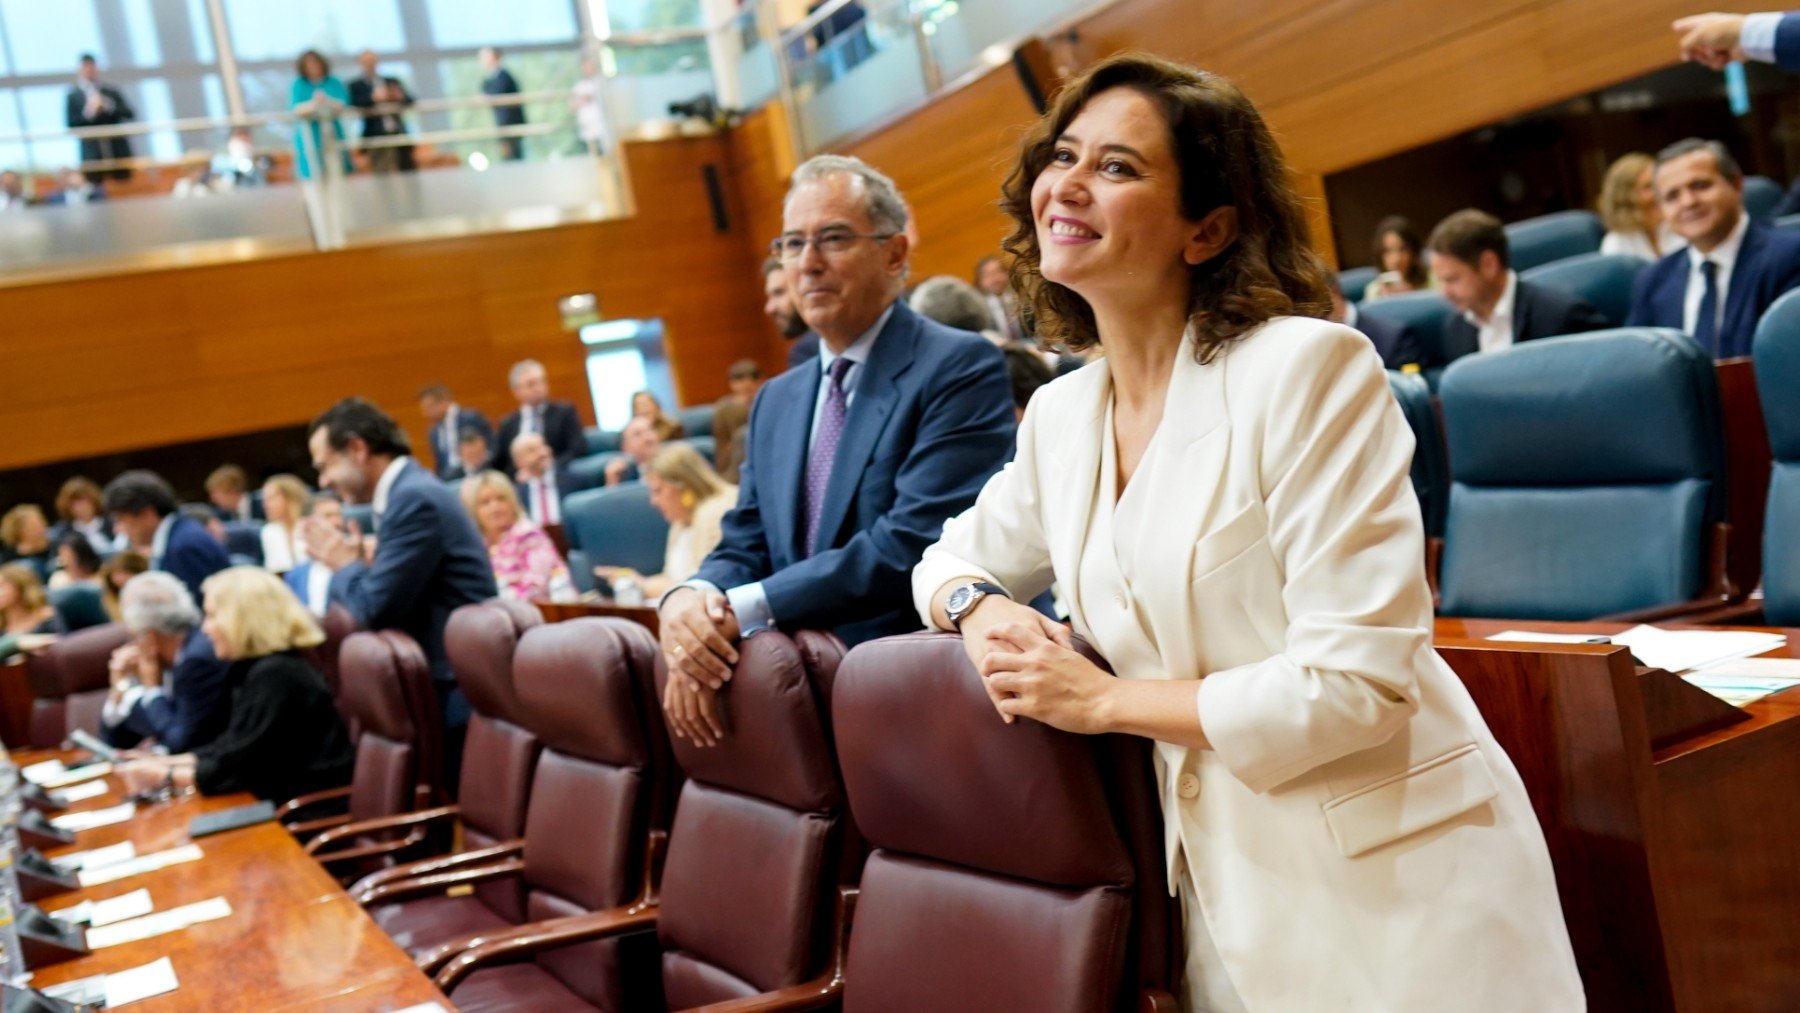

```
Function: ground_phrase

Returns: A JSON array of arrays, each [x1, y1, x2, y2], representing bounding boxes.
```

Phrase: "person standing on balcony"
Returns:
[[290, 49, 350, 180], [66, 54, 136, 183], [480, 46, 526, 162]]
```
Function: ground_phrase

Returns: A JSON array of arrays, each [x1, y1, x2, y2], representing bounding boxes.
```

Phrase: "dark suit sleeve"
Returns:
[[551, 406, 585, 464], [125, 642, 232, 752], [1559, 296, 1611, 336], [493, 415, 519, 475], [1624, 266, 1659, 328], [192, 665, 302, 796], [329, 492, 444, 629], [1390, 324, 1422, 369], [109, 86, 134, 122], [65, 90, 83, 128], [166, 528, 230, 602], [693, 391, 778, 591], [1776, 12, 1800, 73], [758, 340, 1016, 629]]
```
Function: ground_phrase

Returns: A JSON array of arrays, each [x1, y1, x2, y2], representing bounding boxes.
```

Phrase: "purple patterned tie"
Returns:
[[804, 357, 854, 556]]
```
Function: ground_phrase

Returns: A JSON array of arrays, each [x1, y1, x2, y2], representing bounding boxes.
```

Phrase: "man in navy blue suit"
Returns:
[[1325, 271, 1419, 368], [103, 470, 229, 604], [418, 383, 493, 480], [660, 155, 1015, 746], [303, 397, 498, 782], [1626, 139, 1800, 359], [101, 571, 234, 752]]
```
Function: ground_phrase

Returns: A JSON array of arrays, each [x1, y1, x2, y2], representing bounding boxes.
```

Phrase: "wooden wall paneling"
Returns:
[[725, 105, 803, 370]]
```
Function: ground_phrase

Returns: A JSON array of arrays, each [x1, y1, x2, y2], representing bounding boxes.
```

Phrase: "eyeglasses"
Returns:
[[770, 229, 898, 261]]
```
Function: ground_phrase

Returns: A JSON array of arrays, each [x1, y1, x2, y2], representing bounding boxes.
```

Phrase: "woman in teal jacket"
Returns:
[[290, 49, 349, 179]]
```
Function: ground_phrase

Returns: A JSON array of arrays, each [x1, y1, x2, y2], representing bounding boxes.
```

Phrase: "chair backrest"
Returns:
[[566, 451, 624, 488], [1387, 370, 1447, 538], [23, 623, 131, 748], [1775, 212, 1800, 234], [47, 584, 110, 632], [1337, 264, 1378, 304], [832, 633, 1174, 1012], [673, 405, 715, 440], [1359, 290, 1455, 369], [562, 483, 671, 576], [446, 600, 544, 922], [653, 630, 848, 1007], [585, 427, 623, 456], [304, 604, 360, 711], [1520, 251, 1651, 328], [1743, 174, 1782, 221], [1754, 289, 1800, 623], [341, 502, 377, 536], [1438, 328, 1724, 619], [221, 522, 263, 565], [1503, 209, 1604, 272], [338, 631, 438, 822], [678, 434, 717, 466], [512, 617, 672, 1011]]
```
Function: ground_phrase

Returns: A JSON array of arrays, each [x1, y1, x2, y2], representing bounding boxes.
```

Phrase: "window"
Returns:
[[604, 0, 704, 33], [222, 0, 404, 62], [0, 0, 101, 76], [426, 0, 580, 49]]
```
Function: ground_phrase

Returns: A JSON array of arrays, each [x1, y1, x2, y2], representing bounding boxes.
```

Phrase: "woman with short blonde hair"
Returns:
[[1598, 151, 1681, 260], [258, 474, 313, 574], [199, 565, 323, 658], [0, 504, 53, 579], [0, 563, 61, 636], [596, 443, 736, 599], [460, 470, 574, 602]]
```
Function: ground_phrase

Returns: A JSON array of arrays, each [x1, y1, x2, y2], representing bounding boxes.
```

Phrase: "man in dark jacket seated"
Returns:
[[101, 571, 234, 752], [1426, 208, 1610, 367]]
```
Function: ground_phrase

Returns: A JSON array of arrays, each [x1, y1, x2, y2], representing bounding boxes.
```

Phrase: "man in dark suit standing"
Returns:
[[1676, 11, 1800, 71], [102, 470, 230, 603], [1626, 138, 1800, 359], [1426, 209, 1610, 366], [303, 397, 499, 783], [660, 155, 1015, 746], [102, 571, 233, 753], [347, 49, 416, 174], [493, 359, 586, 474], [418, 383, 494, 479], [65, 54, 134, 182], [479, 46, 525, 161], [1325, 272, 1419, 369], [764, 255, 820, 367]]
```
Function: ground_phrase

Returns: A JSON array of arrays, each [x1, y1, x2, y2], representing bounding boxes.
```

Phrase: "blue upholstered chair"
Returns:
[[1338, 265, 1378, 304], [1359, 290, 1456, 385], [1753, 290, 1800, 623], [673, 404, 715, 440], [1386, 370, 1447, 540], [678, 435, 717, 466], [343, 502, 377, 537], [1774, 212, 1800, 234], [1503, 210, 1604, 272], [560, 483, 670, 580], [48, 585, 109, 632], [584, 427, 622, 456], [567, 451, 625, 488], [1520, 252, 1652, 328], [1437, 328, 1727, 620], [1743, 175, 1782, 221]]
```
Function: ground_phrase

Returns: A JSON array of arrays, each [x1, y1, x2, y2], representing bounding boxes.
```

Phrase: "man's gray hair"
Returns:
[[119, 571, 201, 636], [508, 359, 545, 387], [786, 155, 909, 236], [908, 276, 994, 335], [1655, 137, 1744, 183]]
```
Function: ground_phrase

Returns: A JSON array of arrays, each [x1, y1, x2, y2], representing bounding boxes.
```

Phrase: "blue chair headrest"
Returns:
[[1743, 175, 1782, 221], [1754, 288, 1800, 460], [561, 483, 670, 576], [1386, 370, 1445, 538], [1503, 210, 1604, 272], [1774, 212, 1800, 234], [1359, 291, 1454, 364], [1337, 265, 1378, 305], [1519, 252, 1651, 328]]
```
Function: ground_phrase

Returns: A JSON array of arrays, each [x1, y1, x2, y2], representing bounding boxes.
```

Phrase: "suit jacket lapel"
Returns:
[[765, 360, 822, 564], [1047, 361, 1107, 629], [811, 302, 916, 554], [1722, 224, 1766, 354], [1511, 284, 1533, 342]]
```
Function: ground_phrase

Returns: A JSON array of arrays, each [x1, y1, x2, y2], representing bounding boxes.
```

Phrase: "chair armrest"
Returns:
[[352, 839, 522, 905], [285, 813, 351, 840], [681, 887, 858, 1013], [360, 851, 524, 909], [433, 904, 659, 992], [1138, 988, 1180, 1013], [1599, 595, 1733, 624], [1680, 598, 1767, 626], [308, 829, 431, 869], [277, 784, 351, 819], [307, 804, 458, 855]]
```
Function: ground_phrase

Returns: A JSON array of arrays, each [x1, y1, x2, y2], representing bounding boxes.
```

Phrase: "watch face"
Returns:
[[947, 585, 975, 617]]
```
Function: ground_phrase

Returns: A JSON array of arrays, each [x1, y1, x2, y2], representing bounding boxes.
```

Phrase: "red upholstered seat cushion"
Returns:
[[368, 893, 510, 955]]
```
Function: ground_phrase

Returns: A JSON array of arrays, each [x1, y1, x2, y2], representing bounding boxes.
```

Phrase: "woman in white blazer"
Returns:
[[913, 55, 1583, 1012]]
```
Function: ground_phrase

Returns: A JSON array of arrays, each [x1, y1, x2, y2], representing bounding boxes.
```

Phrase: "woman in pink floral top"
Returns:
[[460, 471, 575, 602]]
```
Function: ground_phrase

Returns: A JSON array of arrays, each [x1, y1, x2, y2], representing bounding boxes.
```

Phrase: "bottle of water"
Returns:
[[0, 739, 31, 984], [613, 573, 645, 607]]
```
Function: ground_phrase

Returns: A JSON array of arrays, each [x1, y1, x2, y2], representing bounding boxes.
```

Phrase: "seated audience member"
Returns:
[[48, 532, 103, 590], [1599, 151, 1681, 260], [1626, 138, 1800, 359], [1364, 215, 1433, 301], [0, 564, 64, 637], [630, 390, 687, 441], [101, 571, 233, 751], [206, 464, 259, 523], [283, 492, 342, 616], [1001, 344, 1053, 423], [258, 474, 311, 574], [764, 254, 820, 367], [99, 551, 150, 621], [104, 470, 231, 607], [462, 470, 575, 602], [115, 566, 353, 802], [604, 416, 663, 486], [712, 399, 750, 485], [508, 431, 590, 527], [597, 443, 736, 600], [0, 505, 55, 579], [0, 170, 30, 210], [494, 359, 586, 473], [1326, 270, 1421, 368], [1427, 208, 1609, 365], [50, 477, 116, 553], [974, 253, 1028, 342], [661, 154, 1014, 746], [418, 383, 493, 480], [910, 275, 1002, 342], [457, 426, 493, 480], [182, 504, 233, 549], [720, 359, 763, 407]]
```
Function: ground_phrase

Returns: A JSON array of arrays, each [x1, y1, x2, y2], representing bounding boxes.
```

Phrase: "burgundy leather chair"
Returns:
[[24, 623, 130, 748], [377, 617, 674, 1012], [431, 628, 852, 1012], [283, 630, 442, 876], [303, 603, 361, 737], [332, 601, 544, 953], [823, 632, 1180, 1012]]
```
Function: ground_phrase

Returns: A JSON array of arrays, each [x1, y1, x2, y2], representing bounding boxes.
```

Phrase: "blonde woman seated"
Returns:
[[258, 474, 312, 574], [115, 567, 353, 801], [596, 443, 735, 599], [461, 470, 576, 602], [1598, 151, 1683, 261]]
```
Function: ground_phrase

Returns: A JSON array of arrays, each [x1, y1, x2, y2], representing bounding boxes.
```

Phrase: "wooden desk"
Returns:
[[534, 600, 660, 638], [1433, 618, 1800, 1013], [12, 755, 448, 1011]]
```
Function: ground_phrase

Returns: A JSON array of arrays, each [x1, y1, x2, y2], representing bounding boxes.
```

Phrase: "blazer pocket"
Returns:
[[1319, 743, 1499, 859], [1190, 501, 1269, 583]]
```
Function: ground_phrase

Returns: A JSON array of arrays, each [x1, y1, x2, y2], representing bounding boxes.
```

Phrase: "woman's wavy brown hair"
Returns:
[[1000, 54, 1330, 363]]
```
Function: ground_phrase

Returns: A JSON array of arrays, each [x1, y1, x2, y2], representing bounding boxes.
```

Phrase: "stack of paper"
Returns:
[[49, 802, 136, 833], [49, 889, 155, 928], [85, 897, 232, 949], [52, 780, 110, 805], [78, 844, 203, 887], [1681, 657, 1800, 706], [42, 956, 180, 1007], [20, 760, 112, 789], [51, 841, 137, 874], [1611, 625, 1788, 673]]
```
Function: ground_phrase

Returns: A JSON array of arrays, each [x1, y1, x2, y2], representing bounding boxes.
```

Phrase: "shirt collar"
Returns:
[[1689, 210, 1750, 273], [372, 456, 410, 516], [151, 512, 177, 560], [818, 302, 896, 379], [1464, 270, 1518, 328]]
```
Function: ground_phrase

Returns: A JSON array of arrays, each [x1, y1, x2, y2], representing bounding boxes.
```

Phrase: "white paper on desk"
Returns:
[[49, 888, 154, 927], [1486, 631, 1616, 644], [85, 896, 231, 949], [1682, 657, 1800, 706], [393, 1005, 451, 1013], [51, 840, 137, 873], [51, 779, 109, 804], [49, 801, 135, 832], [37, 762, 112, 789], [104, 956, 180, 1006], [78, 843, 203, 887], [1612, 625, 1788, 673], [20, 759, 65, 783]]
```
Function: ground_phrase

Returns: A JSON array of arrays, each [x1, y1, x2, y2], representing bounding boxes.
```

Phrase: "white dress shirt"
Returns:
[[1741, 12, 1785, 62], [372, 456, 410, 519], [304, 562, 335, 616], [519, 404, 540, 436], [1462, 270, 1519, 353], [1599, 223, 1685, 261], [260, 523, 298, 572], [523, 468, 561, 526], [1683, 210, 1749, 336], [149, 512, 177, 565]]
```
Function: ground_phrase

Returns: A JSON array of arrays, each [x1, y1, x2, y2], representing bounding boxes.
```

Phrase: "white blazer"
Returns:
[[914, 317, 1583, 1011]]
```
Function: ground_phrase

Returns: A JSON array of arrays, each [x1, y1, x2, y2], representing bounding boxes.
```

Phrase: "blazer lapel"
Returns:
[[1046, 360, 1109, 630], [1721, 224, 1767, 356], [810, 303, 916, 554], [764, 363, 822, 564]]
